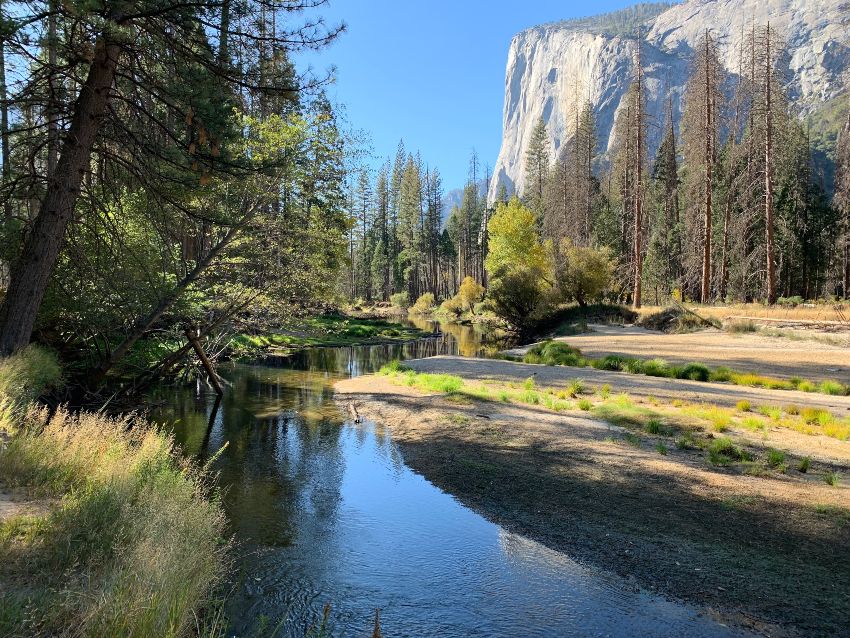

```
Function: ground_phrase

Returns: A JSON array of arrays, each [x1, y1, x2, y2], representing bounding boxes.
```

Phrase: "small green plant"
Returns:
[[656, 441, 669, 455], [623, 432, 641, 447], [567, 379, 584, 397], [766, 448, 786, 468], [599, 384, 611, 399], [819, 380, 847, 396], [675, 432, 698, 449], [380, 359, 411, 374], [797, 380, 817, 393], [783, 404, 800, 415], [823, 471, 840, 486], [577, 398, 593, 411], [736, 400, 751, 412], [708, 437, 750, 465], [797, 456, 811, 473], [645, 418, 663, 434], [498, 391, 510, 402], [678, 362, 711, 382], [523, 376, 536, 391]]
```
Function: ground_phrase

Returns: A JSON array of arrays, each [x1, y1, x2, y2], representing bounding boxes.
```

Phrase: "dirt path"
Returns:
[[506, 324, 850, 383], [336, 374, 850, 637], [406, 355, 850, 419]]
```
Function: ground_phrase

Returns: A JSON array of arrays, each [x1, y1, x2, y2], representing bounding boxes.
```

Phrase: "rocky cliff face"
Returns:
[[489, 0, 850, 202]]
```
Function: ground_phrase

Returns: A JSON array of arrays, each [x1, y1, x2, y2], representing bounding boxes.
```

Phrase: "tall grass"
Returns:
[[0, 349, 227, 638]]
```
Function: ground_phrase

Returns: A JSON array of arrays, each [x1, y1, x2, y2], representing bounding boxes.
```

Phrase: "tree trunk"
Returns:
[[700, 33, 713, 303], [0, 38, 120, 354], [0, 3, 10, 220], [764, 25, 777, 305], [46, 1, 59, 178], [632, 40, 643, 309]]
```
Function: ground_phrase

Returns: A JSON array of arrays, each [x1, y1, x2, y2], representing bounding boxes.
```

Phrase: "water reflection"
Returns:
[[149, 325, 746, 637]]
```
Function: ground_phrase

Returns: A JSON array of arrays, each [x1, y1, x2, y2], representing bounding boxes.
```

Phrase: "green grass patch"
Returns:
[[708, 437, 751, 465]]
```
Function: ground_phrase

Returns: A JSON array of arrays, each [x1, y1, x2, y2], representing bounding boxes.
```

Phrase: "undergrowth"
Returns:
[[0, 347, 227, 638]]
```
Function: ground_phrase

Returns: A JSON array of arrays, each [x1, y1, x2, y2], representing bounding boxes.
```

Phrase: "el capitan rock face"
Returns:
[[489, 0, 850, 202]]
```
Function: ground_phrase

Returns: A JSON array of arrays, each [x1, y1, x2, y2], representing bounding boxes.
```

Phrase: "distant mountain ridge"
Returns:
[[489, 0, 850, 201]]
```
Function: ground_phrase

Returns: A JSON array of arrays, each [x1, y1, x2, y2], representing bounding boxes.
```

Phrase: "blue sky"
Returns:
[[301, 0, 642, 190]]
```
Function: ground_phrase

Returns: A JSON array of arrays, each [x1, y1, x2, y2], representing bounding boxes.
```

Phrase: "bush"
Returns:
[[390, 291, 410, 310], [487, 266, 551, 336], [777, 295, 804, 307], [0, 345, 63, 406], [819, 380, 847, 396], [524, 341, 585, 367], [708, 437, 750, 465], [678, 363, 711, 382], [410, 292, 436, 315], [457, 276, 485, 313], [437, 296, 462, 318], [554, 240, 613, 307]]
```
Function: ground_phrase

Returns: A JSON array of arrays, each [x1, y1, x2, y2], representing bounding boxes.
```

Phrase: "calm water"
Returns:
[[150, 321, 746, 637]]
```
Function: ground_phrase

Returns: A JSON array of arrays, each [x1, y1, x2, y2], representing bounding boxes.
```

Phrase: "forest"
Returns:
[[345, 26, 850, 331], [0, 0, 353, 382]]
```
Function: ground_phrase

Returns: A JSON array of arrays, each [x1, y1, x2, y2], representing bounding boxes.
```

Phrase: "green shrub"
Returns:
[[577, 398, 593, 411], [823, 471, 840, 486], [656, 442, 669, 455], [797, 380, 817, 392], [710, 367, 733, 382], [380, 359, 411, 374], [0, 345, 63, 406], [708, 437, 750, 465], [390, 291, 410, 309], [645, 419, 663, 434], [678, 363, 711, 382], [819, 380, 847, 396], [642, 359, 671, 377], [410, 292, 436, 314], [766, 449, 786, 468], [783, 404, 800, 415], [797, 456, 811, 473], [595, 355, 628, 371], [524, 341, 585, 367], [736, 400, 751, 412], [567, 379, 584, 397], [777, 295, 804, 307]]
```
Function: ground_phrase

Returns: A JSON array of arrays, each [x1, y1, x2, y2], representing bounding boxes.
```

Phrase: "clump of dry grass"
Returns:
[[0, 349, 227, 638]]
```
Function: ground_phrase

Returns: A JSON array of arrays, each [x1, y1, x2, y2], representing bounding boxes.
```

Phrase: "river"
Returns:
[[150, 319, 746, 637]]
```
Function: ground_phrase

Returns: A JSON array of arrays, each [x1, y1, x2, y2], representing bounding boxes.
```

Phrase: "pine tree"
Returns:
[[681, 31, 724, 302], [524, 116, 550, 221]]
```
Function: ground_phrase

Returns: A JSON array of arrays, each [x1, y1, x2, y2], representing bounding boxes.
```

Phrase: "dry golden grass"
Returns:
[[638, 303, 848, 323], [0, 347, 228, 638]]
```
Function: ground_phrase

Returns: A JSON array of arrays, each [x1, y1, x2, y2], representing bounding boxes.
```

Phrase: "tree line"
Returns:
[[348, 23, 850, 316], [345, 145, 490, 305]]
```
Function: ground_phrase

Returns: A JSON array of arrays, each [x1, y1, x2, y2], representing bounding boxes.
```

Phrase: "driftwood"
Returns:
[[184, 327, 224, 396], [348, 402, 361, 423]]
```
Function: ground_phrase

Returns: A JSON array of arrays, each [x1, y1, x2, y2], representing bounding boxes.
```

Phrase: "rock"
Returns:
[[489, 0, 850, 202]]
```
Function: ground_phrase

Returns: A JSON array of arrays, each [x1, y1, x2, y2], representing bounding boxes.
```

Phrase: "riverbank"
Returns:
[[0, 346, 227, 637], [336, 363, 850, 636], [229, 313, 431, 359]]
